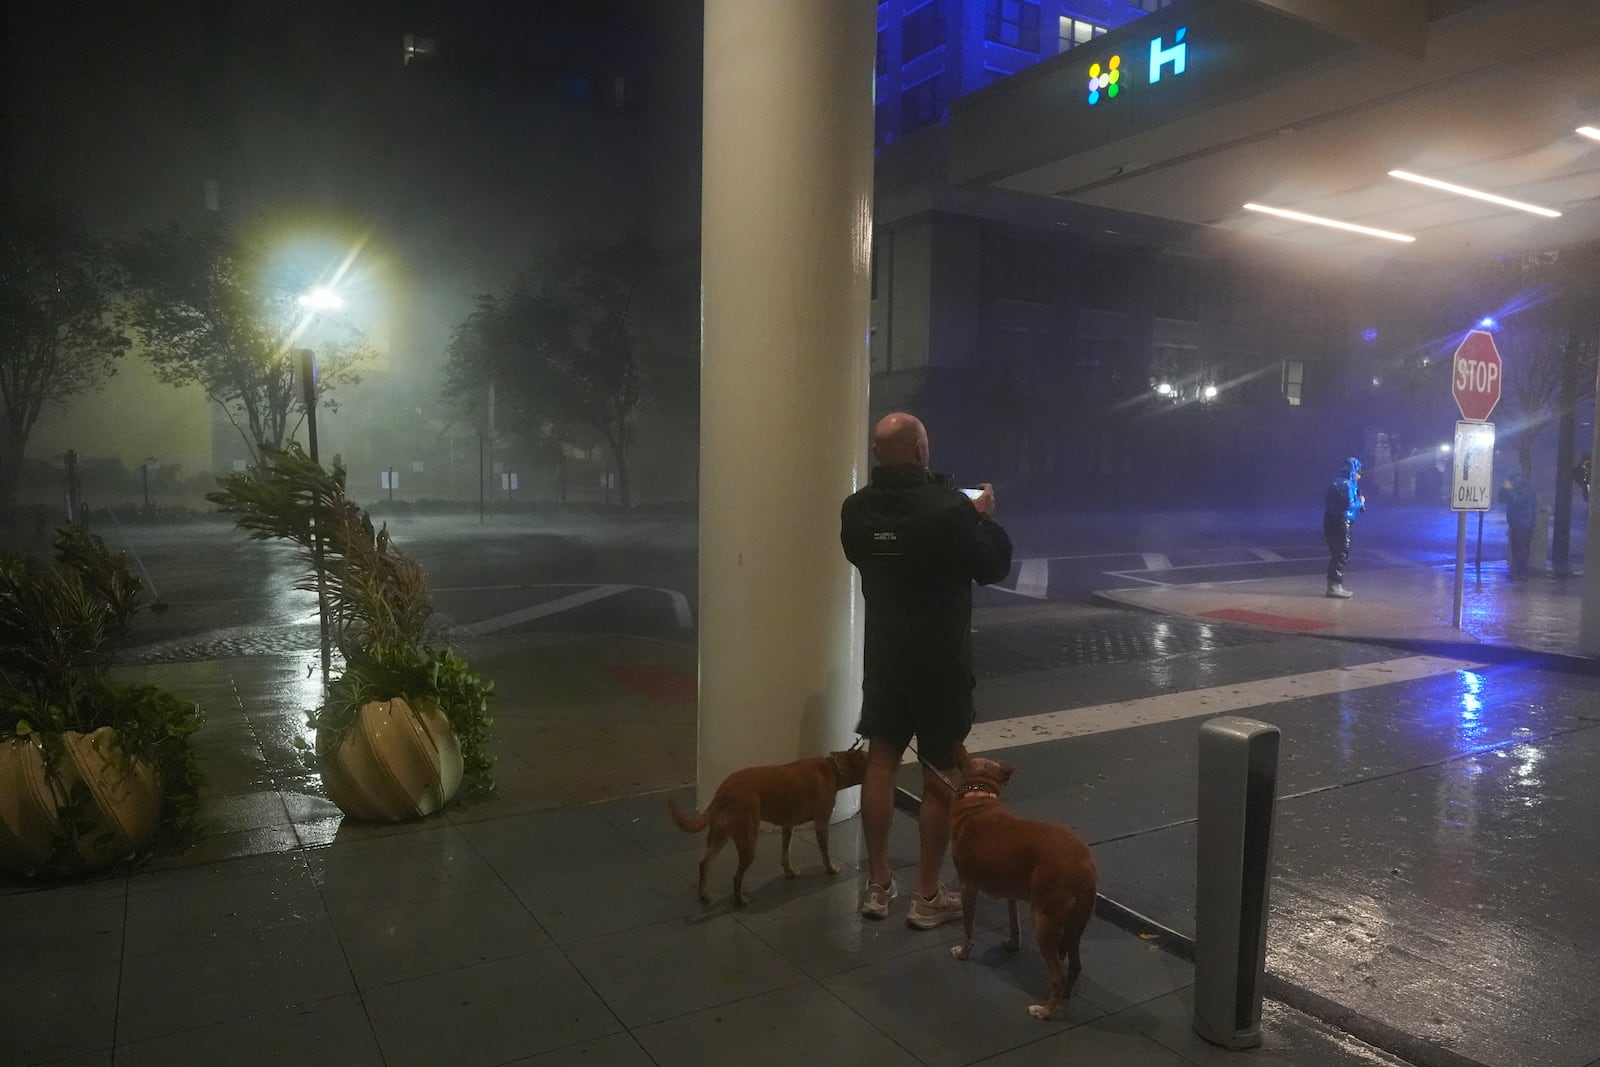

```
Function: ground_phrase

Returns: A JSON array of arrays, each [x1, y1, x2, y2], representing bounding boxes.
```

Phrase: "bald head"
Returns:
[[873, 412, 929, 467]]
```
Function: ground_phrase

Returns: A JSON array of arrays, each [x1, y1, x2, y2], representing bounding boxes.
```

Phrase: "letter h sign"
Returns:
[[1149, 27, 1187, 83]]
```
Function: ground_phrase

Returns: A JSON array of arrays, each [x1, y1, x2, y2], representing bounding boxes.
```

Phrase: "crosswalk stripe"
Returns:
[[903, 654, 1481, 761], [454, 584, 630, 636], [1141, 553, 1172, 570], [1013, 558, 1049, 599]]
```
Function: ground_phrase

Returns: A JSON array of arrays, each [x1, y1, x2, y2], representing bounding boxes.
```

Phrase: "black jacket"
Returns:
[[840, 464, 1014, 696]]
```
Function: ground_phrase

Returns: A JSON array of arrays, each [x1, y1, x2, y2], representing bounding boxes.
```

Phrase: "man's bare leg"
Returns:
[[861, 737, 902, 889], [916, 762, 951, 898]]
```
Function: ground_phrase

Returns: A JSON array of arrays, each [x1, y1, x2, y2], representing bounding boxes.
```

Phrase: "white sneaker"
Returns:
[[860, 880, 898, 921], [906, 884, 964, 930], [1326, 584, 1353, 599]]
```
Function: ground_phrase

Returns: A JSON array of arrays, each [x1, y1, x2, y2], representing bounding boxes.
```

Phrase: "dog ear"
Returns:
[[998, 762, 1017, 784]]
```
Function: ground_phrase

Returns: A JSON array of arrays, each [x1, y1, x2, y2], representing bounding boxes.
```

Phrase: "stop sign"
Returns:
[[1451, 330, 1502, 422]]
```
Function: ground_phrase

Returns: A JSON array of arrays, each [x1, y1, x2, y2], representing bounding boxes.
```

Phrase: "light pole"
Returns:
[[295, 285, 342, 689]]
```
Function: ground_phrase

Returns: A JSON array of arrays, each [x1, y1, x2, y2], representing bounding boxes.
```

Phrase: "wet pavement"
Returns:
[[4, 513, 1599, 1065]]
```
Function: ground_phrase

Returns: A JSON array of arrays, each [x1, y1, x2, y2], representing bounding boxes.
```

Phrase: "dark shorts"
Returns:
[[855, 687, 974, 770]]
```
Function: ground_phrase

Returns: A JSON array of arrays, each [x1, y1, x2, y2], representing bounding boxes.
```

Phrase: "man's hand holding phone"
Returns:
[[961, 483, 996, 515]]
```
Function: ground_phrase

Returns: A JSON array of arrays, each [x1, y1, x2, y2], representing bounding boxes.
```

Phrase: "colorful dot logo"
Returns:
[[1087, 55, 1121, 105]]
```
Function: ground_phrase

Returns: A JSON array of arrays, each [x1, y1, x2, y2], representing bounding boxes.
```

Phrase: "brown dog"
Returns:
[[667, 746, 868, 906], [947, 752, 1097, 1020]]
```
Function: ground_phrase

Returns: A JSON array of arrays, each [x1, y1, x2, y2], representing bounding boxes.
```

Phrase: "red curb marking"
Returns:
[[605, 662, 698, 703], [1201, 608, 1333, 632]]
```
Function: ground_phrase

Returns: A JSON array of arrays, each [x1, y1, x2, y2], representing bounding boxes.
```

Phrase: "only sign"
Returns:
[[1451, 329, 1502, 422]]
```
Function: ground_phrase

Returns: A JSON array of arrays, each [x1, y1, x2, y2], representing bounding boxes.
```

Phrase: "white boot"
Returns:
[[1326, 583, 1353, 599]]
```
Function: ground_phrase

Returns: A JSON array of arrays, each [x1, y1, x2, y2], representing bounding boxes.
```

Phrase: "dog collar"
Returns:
[[955, 784, 998, 799], [827, 754, 845, 788]]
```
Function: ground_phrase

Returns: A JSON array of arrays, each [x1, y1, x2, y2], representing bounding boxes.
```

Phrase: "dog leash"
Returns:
[[905, 741, 961, 798]]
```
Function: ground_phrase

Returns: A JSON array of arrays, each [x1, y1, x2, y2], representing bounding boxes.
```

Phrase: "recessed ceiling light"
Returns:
[[1241, 203, 1416, 243], [1578, 126, 1600, 143], [1387, 169, 1561, 218]]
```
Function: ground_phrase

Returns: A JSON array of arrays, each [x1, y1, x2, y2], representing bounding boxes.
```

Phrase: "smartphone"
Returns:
[[960, 488, 984, 500]]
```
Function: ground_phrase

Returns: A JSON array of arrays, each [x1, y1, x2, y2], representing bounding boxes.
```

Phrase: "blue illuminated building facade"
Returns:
[[868, 1, 1364, 506], [874, 0, 1171, 147]]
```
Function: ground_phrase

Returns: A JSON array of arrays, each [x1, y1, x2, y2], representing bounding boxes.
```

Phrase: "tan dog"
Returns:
[[668, 746, 868, 906], [947, 752, 1098, 1020]]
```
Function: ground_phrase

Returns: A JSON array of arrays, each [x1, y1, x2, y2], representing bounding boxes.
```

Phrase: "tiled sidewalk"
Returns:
[[5, 794, 1403, 1066], [2, 632, 1410, 1066]]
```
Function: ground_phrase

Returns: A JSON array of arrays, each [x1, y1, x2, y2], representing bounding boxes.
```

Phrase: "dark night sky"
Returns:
[[3, 0, 705, 281]]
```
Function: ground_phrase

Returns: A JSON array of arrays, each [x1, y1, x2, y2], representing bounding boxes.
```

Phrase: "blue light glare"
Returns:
[[1477, 316, 1498, 330], [1361, 327, 1379, 343]]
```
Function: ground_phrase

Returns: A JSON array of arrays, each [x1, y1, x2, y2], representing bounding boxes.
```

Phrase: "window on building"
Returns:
[[1057, 16, 1107, 53], [876, 28, 889, 78], [902, 1, 946, 62], [984, 234, 1053, 304], [1282, 360, 1305, 406], [1081, 253, 1132, 311], [875, 101, 894, 147], [1154, 262, 1200, 321], [986, 0, 1042, 52], [1134, 0, 1174, 12], [899, 75, 945, 135]]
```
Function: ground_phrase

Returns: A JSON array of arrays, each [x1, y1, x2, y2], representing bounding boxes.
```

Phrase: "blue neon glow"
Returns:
[[1149, 26, 1187, 83], [1477, 316, 1498, 330]]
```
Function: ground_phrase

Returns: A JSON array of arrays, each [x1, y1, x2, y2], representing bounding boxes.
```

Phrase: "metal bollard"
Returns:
[[1193, 716, 1280, 1049]]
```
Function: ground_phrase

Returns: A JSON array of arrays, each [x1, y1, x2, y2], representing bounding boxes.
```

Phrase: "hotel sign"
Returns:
[[1087, 26, 1188, 106]]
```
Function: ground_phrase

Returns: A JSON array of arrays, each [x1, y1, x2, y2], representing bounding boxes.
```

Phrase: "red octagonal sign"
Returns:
[[1452, 329, 1502, 422]]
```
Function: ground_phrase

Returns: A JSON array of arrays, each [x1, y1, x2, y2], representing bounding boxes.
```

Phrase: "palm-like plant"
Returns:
[[208, 446, 494, 800]]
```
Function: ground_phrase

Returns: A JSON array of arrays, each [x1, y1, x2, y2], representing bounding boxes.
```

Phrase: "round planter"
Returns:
[[0, 728, 162, 877], [318, 697, 464, 821]]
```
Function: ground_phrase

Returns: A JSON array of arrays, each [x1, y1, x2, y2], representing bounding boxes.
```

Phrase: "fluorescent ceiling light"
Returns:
[[1241, 203, 1416, 243], [1578, 126, 1600, 142], [1387, 169, 1561, 218]]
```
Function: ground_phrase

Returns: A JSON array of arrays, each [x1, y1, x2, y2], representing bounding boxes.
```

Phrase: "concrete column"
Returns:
[[697, 1, 875, 812]]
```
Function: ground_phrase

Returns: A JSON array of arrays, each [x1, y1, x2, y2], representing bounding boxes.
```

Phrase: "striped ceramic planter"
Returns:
[[0, 728, 161, 877], [318, 698, 464, 821]]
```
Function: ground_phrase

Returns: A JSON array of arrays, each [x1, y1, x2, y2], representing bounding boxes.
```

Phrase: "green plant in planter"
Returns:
[[208, 445, 495, 806], [0, 528, 203, 875]]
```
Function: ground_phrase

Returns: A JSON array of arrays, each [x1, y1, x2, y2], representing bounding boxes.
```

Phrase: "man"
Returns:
[[1323, 456, 1365, 599], [1501, 470, 1536, 580], [840, 412, 1013, 927]]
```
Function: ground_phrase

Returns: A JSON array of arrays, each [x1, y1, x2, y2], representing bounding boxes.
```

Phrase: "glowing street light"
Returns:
[[298, 286, 344, 311], [1203, 384, 1218, 400], [1156, 381, 1174, 396]]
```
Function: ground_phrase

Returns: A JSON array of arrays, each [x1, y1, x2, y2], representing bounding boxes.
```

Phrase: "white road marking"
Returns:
[[1250, 547, 1287, 562], [903, 654, 1480, 762], [1013, 558, 1050, 599], [453, 584, 630, 636], [1141, 553, 1172, 571]]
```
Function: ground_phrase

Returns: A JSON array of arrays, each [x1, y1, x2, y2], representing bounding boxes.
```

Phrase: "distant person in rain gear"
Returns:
[[1501, 470, 1537, 580], [1322, 457, 1365, 598], [1574, 454, 1591, 503]]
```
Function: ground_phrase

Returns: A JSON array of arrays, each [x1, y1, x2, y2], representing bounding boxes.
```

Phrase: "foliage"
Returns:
[[0, 203, 130, 516], [208, 444, 431, 661], [313, 646, 495, 801], [445, 234, 655, 507], [116, 222, 371, 460], [0, 529, 204, 864], [209, 445, 495, 801]]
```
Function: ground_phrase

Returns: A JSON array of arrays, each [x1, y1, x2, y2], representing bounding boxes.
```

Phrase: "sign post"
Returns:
[[1449, 331, 1503, 629]]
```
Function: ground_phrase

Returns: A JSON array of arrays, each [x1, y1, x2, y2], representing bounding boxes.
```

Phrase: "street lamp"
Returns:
[[296, 286, 342, 688], [297, 287, 344, 312]]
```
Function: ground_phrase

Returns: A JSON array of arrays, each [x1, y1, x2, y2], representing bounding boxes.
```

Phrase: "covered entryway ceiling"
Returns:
[[985, 0, 1600, 261]]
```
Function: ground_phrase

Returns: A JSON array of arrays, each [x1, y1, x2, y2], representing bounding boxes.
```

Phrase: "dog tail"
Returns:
[[667, 796, 710, 833]]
